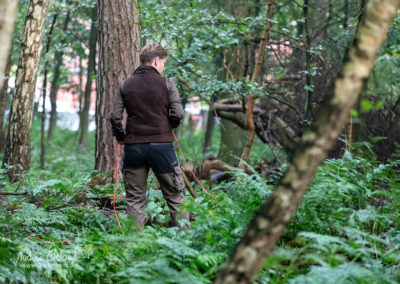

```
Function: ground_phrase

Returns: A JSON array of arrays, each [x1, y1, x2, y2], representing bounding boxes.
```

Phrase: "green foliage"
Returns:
[[1, 129, 400, 283], [0, 123, 272, 282], [259, 141, 400, 283], [4, 0, 400, 282], [140, 0, 270, 102]]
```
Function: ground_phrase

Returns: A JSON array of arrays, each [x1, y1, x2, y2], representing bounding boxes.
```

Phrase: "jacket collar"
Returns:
[[133, 65, 160, 75]]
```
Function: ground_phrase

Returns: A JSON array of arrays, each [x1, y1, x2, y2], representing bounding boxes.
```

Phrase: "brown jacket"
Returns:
[[110, 65, 184, 143]]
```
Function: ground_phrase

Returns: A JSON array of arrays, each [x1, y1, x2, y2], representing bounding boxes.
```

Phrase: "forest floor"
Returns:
[[1, 123, 400, 283]]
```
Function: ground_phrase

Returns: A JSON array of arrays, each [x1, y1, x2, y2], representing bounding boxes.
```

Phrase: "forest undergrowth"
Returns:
[[0, 125, 399, 283]]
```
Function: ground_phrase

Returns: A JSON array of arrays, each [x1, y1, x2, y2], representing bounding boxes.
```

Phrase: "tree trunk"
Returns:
[[359, 0, 367, 23], [40, 13, 58, 170], [0, 0, 18, 92], [47, 10, 71, 141], [203, 106, 215, 157], [78, 56, 84, 115], [218, 120, 247, 166], [0, 53, 12, 153], [213, 0, 399, 283], [343, 0, 349, 29], [0, 0, 19, 152], [79, 4, 97, 153], [3, 0, 50, 183], [96, 0, 140, 177], [304, 0, 314, 120]]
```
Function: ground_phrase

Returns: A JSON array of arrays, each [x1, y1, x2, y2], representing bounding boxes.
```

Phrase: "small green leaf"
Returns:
[[360, 99, 372, 112], [369, 136, 386, 143], [304, 85, 314, 92], [374, 100, 384, 110]]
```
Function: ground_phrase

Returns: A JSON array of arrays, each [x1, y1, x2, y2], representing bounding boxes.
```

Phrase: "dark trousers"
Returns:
[[123, 143, 189, 228]]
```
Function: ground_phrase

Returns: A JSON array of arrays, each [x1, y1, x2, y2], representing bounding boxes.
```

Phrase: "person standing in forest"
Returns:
[[110, 43, 189, 230]]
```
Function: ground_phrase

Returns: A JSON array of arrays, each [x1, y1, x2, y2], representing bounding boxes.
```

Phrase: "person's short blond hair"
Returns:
[[140, 43, 168, 65]]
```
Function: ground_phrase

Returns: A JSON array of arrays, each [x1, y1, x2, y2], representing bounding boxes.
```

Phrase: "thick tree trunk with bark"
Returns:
[[214, 0, 399, 283], [47, 11, 71, 140], [79, 5, 97, 152], [96, 0, 140, 176], [3, 0, 50, 182]]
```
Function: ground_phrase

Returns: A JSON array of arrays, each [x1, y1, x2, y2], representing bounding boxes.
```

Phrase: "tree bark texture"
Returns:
[[0, 0, 18, 92], [96, 0, 140, 175], [214, 0, 399, 283], [47, 10, 71, 140], [3, 0, 50, 182], [79, 4, 97, 152]]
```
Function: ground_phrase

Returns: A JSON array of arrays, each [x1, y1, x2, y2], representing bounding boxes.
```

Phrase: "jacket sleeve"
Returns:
[[109, 82, 125, 141], [166, 78, 184, 128]]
